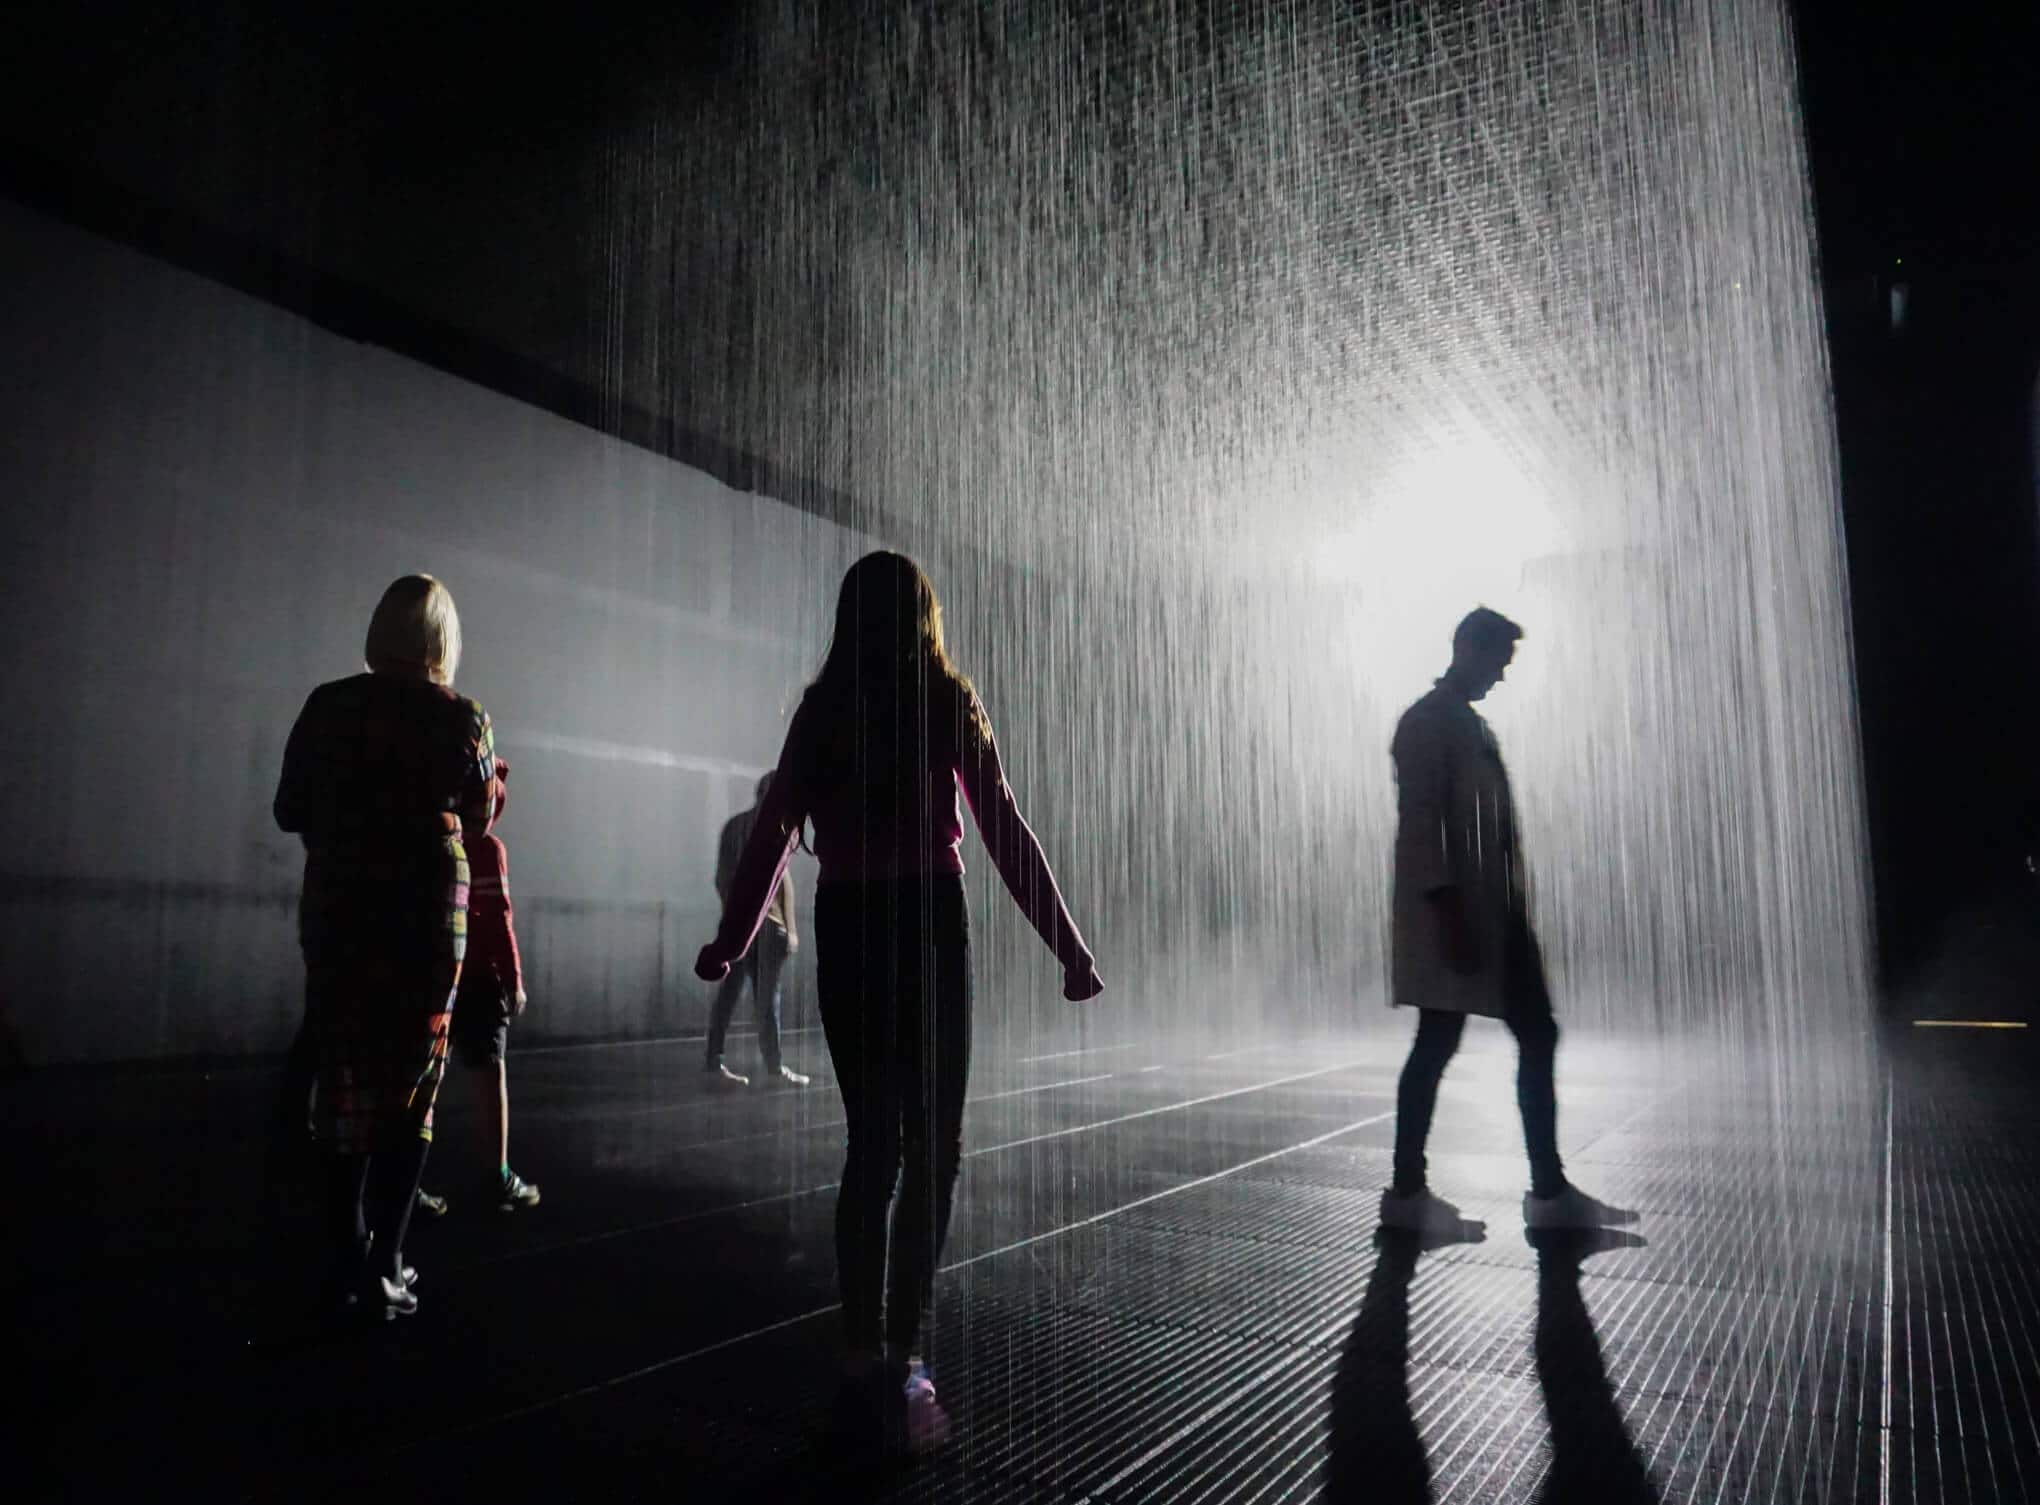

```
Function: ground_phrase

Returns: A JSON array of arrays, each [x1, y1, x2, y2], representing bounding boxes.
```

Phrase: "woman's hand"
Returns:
[[695, 943, 735, 983], [1063, 954, 1104, 1002], [513, 989, 528, 1019]]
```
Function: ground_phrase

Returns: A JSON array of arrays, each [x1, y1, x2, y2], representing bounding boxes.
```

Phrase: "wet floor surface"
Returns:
[[5, 1024, 2034, 1503]]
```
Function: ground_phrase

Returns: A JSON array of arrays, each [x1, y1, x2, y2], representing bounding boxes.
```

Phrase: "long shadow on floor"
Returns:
[[1529, 1226, 1659, 1505], [1327, 1222, 1660, 1504], [1325, 1220, 1486, 1503]]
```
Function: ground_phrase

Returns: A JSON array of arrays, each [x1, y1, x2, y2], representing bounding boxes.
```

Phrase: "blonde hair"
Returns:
[[364, 575, 462, 686]]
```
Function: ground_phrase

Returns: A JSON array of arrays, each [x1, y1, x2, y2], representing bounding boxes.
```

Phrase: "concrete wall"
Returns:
[[0, 198, 868, 1063]]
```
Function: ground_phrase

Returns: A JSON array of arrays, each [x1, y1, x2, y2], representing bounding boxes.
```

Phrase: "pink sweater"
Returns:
[[712, 680, 1088, 970]]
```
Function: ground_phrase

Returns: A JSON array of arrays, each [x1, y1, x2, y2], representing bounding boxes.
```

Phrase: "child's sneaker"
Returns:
[[898, 1362, 951, 1453], [497, 1170, 541, 1211]]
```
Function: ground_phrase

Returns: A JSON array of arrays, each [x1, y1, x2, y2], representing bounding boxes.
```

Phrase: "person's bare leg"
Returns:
[[473, 1058, 508, 1173]]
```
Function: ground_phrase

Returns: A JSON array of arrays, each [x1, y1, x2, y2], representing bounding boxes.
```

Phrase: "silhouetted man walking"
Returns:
[[1381, 607, 1632, 1234]]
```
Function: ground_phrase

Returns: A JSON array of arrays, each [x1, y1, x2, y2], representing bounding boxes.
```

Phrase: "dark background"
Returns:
[[1793, 0, 2040, 991], [1, 1, 2036, 1011]]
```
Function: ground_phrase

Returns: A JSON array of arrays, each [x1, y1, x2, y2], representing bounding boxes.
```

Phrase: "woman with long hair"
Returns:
[[275, 575, 499, 1319], [697, 551, 1102, 1452]]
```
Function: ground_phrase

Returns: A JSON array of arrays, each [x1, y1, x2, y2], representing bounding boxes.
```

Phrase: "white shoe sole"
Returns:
[[1523, 1195, 1631, 1229]]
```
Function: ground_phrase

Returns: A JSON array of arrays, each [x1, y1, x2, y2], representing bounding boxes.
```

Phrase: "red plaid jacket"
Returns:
[[461, 757, 524, 1004]]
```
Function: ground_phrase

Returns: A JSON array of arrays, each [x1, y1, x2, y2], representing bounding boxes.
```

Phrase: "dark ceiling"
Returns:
[[6, 1, 2032, 474]]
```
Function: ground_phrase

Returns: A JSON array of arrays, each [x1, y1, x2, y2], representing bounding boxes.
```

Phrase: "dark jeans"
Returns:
[[815, 875, 972, 1356], [1391, 913, 1565, 1198], [706, 924, 789, 1072]]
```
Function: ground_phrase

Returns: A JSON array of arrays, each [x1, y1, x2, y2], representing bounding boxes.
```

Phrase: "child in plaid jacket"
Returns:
[[443, 756, 542, 1212]]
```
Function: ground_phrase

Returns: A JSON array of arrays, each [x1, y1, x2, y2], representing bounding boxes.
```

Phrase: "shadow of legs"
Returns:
[[1327, 1221, 1488, 1503], [1530, 1227, 1660, 1505]]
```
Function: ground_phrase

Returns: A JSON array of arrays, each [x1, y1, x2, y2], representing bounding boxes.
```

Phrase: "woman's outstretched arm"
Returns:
[[697, 711, 812, 980], [956, 698, 1102, 1001]]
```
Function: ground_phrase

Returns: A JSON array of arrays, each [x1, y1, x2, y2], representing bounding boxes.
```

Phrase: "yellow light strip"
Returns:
[[1910, 1020, 2030, 1029]]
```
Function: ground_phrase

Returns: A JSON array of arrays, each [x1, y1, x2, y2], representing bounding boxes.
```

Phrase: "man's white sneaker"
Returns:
[[1379, 1188, 1468, 1236], [1522, 1185, 1639, 1229]]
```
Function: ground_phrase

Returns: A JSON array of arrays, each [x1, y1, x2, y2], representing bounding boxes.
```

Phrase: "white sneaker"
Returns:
[[376, 1274, 418, 1317], [1379, 1188, 1467, 1236], [1522, 1185, 1639, 1229], [900, 1362, 951, 1453]]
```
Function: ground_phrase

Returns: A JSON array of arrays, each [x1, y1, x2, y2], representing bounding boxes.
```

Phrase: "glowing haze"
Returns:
[[596, 2, 1875, 1101]]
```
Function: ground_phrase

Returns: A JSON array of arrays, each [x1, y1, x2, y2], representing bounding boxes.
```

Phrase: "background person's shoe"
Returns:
[[758, 1064, 810, 1088], [704, 1061, 750, 1089], [1523, 1185, 1639, 1229], [496, 1171, 541, 1211], [414, 1189, 450, 1217]]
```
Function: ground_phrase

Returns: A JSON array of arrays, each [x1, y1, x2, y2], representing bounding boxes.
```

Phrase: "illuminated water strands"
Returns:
[[590, 1, 1877, 1105]]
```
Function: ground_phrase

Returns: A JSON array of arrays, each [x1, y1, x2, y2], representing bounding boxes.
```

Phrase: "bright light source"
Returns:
[[1315, 435, 1566, 705], [1313, 438, 1562, 586]]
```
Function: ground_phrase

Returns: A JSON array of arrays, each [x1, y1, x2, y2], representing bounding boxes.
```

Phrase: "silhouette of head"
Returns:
[[365, 574, 462, 687], [1448, 606, 1522, 701], [818, 551, 958, 688]]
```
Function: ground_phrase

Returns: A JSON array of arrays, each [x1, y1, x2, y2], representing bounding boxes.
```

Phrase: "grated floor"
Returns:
[[4, 1023, 2035, 1502]]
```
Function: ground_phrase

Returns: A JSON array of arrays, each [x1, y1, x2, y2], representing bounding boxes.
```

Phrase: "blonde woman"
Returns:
[[275, 576, 498, 1319]]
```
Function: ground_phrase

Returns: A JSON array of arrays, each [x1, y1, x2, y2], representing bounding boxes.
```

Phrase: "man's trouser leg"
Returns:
[[705, 956, 752, 1068], [754, 928, 789, 1073], [1391, 1008, 1467, 1195], [1502, 916, 1565, 1197]]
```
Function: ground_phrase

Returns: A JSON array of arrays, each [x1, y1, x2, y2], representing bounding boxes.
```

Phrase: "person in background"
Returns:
[[443, 755, 542, 1210], [703, 772, 810, 1089], [1381, 607, 1635, 1236], [696, 551, 1103, 1456], [275, 575, 498, 1319]]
